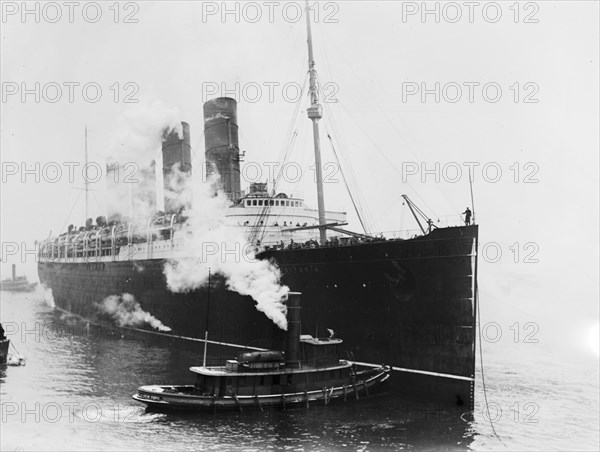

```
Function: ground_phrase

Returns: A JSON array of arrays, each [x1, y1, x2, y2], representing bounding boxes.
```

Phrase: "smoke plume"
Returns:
[[107, 102, 289, 329], [106, 102, 182, 225], [97, 293, 172, 332], [163, 173, 289, 330]]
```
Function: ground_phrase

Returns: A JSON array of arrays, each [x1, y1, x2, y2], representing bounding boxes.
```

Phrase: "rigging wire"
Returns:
[[373, 193, 405, 226], [91, 190, 102, 217], [469, 167, 476, 224], [273, 72, 309, 189], [58, 190, 83, 234], [9, 341, 22, 355], [252, 75, 309, 244], [325, 131, 371, 234], [322, 99, 376, 234], [318, 23, 462, 217], [313, 26, 379, 234], [318, 25, 425, 163], [334, 100, 439, 221]]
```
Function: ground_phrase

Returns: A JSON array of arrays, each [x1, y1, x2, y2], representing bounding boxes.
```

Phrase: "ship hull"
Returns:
[[38, 225, 478, 406]]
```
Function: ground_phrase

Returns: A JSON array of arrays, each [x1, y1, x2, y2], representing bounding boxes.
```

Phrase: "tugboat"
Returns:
[[132, 292, 390, 411], [1, 264, 36, 292]]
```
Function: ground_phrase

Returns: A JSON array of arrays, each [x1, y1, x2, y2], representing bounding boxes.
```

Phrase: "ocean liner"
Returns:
[[37, 4, 479, 407]]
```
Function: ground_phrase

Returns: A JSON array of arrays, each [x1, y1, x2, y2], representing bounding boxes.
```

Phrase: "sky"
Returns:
[[1, 1, 598, 354]]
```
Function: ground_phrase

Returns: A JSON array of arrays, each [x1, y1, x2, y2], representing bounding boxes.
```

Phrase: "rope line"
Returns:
[[477, 273, 506, 445], [58, 190, 83, 234]]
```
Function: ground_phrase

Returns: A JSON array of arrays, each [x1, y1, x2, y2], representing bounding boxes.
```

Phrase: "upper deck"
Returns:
[[37, 190, 347, 263]]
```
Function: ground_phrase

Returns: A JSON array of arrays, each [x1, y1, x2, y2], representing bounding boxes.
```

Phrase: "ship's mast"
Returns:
[[305, 0, 327, 245], [84, 126, 89, 221], [203, 268, 211, 367]]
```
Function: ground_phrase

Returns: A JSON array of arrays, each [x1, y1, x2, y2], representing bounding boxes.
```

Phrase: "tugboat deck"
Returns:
[[191, 360, 351, 377]]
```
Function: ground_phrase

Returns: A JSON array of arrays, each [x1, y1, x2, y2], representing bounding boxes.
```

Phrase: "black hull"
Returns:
[[0, 339, 9, 364], [38, 225, 478, 406]]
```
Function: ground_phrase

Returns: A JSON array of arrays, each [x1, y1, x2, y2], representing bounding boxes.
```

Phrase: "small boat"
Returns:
[[132, 292, 390, 412], [0, 264, 36, 292], [6, 353, 26, 366]]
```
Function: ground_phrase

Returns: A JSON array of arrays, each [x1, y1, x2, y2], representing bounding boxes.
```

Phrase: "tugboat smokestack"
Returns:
[[285, 292, 302, 368]]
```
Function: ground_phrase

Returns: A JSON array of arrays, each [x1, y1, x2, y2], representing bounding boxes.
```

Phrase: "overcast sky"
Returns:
[[1, 1, 598, 353]]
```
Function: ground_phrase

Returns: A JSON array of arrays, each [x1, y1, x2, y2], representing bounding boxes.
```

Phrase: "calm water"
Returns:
[[1, 291, 598, 451]]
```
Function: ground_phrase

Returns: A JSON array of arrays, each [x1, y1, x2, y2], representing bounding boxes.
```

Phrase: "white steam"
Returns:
[[97, 293, 172, 332], [35, 284, 55, 307], [163, 173, 289, 330], [106, 102, 181, 225], [108, 102, 289, 330]]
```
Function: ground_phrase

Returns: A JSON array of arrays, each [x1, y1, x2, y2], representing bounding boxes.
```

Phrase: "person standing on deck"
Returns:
[[463, 207, 472, 225]]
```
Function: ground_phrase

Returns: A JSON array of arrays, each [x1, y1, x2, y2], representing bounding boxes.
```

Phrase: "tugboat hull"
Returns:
[[133, 366, 390, 412]]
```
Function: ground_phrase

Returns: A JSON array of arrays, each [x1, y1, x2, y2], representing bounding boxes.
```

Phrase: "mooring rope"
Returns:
[[477, 290, 506, 446]]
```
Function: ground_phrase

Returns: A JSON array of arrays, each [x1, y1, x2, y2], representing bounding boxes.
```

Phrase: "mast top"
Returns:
[[305, 0, 322, 119]]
